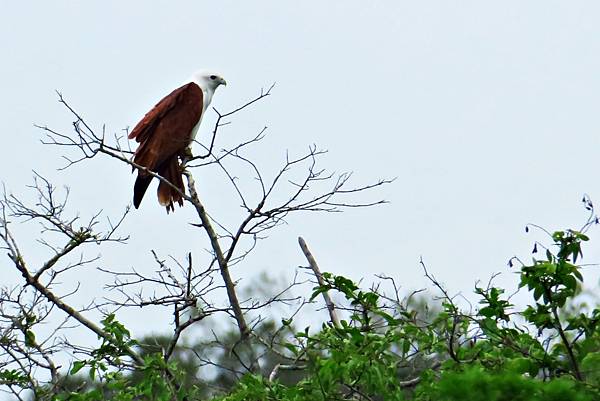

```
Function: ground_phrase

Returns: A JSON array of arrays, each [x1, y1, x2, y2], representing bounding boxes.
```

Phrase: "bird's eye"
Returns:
[[209, 75, 217, 80]]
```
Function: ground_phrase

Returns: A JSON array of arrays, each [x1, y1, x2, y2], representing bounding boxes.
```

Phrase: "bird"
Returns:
[[128, 71, 227, 212]]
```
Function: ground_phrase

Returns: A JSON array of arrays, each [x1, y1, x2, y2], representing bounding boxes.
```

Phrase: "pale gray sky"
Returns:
[[2, 1, 600, 339]]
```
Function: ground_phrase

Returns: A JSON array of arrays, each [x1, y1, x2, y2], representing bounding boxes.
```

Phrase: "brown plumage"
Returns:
[[128, 82, 203, 212]]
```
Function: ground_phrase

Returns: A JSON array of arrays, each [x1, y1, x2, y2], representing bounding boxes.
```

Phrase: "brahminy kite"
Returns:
[[128, 71, 226, 212]]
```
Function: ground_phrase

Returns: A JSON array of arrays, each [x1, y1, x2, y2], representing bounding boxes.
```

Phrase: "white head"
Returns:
[[191, 70, 227, 92], [189, 70, 226, 127]]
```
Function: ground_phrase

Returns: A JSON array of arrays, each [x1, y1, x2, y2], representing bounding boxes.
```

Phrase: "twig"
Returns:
[[399, 360, 442, 388], [268, 363, 307, 382]]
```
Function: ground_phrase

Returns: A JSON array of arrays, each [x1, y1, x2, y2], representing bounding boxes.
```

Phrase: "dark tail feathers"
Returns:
[[133, 174, 153, 209]]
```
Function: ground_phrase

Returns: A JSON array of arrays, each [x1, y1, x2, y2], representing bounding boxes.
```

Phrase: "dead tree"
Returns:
[[0, 85, 391, 398]]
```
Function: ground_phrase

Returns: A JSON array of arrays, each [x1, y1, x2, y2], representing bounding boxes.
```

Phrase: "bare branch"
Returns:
[[298, 237, 340, 328]]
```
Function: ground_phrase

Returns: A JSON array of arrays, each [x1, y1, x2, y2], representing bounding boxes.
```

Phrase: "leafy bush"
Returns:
[[212, 210, 600, 400], [9, 214, 598, 400]]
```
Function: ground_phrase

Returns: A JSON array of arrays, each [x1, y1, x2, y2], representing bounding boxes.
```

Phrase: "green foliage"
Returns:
[[56, 314, 201, 401], [39, 215, 600, 400], [0, 368, 29, 387], [416, 367, 595, 401], [215, 222, 600, 400]]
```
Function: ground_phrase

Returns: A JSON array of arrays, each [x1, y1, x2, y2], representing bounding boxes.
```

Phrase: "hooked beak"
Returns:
[[220, 77, 227, 86]]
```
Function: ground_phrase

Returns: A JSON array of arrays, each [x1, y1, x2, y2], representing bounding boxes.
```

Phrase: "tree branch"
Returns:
[[298, 236, 340, 328]]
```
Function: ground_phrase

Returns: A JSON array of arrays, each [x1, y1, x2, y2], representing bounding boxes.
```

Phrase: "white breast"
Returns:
[[190, 86, 215, 140]]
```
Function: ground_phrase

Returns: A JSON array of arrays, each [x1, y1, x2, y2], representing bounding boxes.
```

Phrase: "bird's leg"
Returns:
[[181, 146, 194, 165]]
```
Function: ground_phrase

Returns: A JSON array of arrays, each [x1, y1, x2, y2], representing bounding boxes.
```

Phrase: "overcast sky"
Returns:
[[2, 2, 600, 340]]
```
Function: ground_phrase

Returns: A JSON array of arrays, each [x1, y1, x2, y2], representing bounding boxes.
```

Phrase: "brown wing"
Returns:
[[130, 82, 203, 209], [129, 82, 203, 143], [129, 82, 203, 169]]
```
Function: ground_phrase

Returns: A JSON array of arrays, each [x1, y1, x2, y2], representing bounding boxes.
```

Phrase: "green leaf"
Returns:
[[506, 357, 531, 374], [70, 360, 86, 375], [283, 342, 298, 356], [25, 313, 36, 325], [564, 275, 577, 292], [402, 340, 410, 355], [24, 330, 36, 347], [310, 286, 329, 301], [533, 286, 543, 301], [478, 306, 494, 318], [582, 352, 600, 385]]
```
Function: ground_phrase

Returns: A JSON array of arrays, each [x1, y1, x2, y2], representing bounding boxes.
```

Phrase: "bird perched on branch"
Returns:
[[128, 71, 227, 212]]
